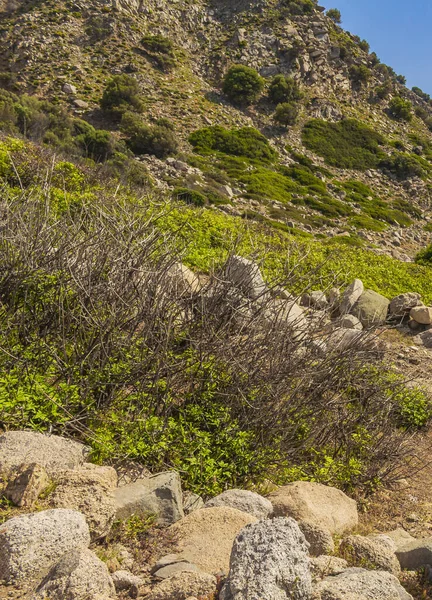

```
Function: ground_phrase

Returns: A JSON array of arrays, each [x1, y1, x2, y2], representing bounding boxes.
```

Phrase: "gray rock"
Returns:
[[183, 492, 204, 515], [340, 314, 363, 330], [151, 554, 184, 574], [297, 520, 334, 557], [220, 517, 312, 600], [225, 256, 267, 300], [269, 482, 358, 535], [313, 567, 412, 600], [327, 327, 364, 350], [204, 489, 273, 519], [5, 463, 50, 508], [310, 555, 347, 578], [111, 570, 143, 595], [389, 293, 422, 318], [414, 329, 432, 348], [340, 279, 364, 315], [340, 535, 400, 575], [63, 83, 77, 94], [50, 464, 117, 539], [262, 299, 307, 334], [385, 528, 416, 551], [154, 562, 200, 579], [114, 471, 184, 525], [32, 548, 115, 599], [410, 306, 432, 325], [396, 538, 432, 570], [0, 509, 90, 582], [145, 572, 216, 600], [309, 291, 329, 310], [0, 431, 89, 477], [351, 289, 390, 327]]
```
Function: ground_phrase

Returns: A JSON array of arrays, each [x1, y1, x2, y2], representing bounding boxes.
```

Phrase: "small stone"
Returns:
[[63, 83, 77, 94], [154, 562, 200, 579]]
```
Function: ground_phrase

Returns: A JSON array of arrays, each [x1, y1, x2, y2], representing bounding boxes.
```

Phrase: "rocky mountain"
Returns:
[[1, 0, 432, 259]]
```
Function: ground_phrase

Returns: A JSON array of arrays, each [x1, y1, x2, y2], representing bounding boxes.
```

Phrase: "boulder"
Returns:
[[340, 279, 364, 315], [414, 329, 432, 348], [225, 256, 267, 300], [32, 548, 115, 599], [111, 570, 143, 595], [340, 535, 400, 575], [310, 556, 348, 578], [389, 293, 422, 318], [219, 517, 312, 600], [63, 83, 77, 94], [410, 306, 432, 325], [4, 463, 50, 508], [183, 491, 204, 514], [50, 464, 117, 538], [268, 482, 358, 535], [166, 263, 202, 298], [351, 289, 390, 327], [154, 562, 201, 579], [0, 431, 89, 477], [169, 507, 257, 574], [384, 528, 416, 551], [297, 520, 334, 556], [0, 509, 90, 582], [396, 538, 432, 570], [327, 327, 364, 350], [313, 567, 412, 600], [262, 299, 307, 333], [339, 314, 363, 330], [114, 471, 183, 525], [145, 572, 217, 600], [204, 489, 273, 519], [309, 291, 329, 310]]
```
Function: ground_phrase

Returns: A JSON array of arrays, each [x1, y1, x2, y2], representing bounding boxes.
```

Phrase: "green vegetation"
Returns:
[[326, 8, 342, 23], [1, 137, 432, 496], [274, 102, 299, 126], [412, 86, 431, 102], [269, 75, 303, 104], [100, 74, 144, 114], [388, 96, 413, 122], [121, 112, 178, 158], [349, 64, 371, 85], [302, 119, 385, 170], [140, 34, 176, 72], [189, 126, 277, 162], [222, 65, 264, 105]]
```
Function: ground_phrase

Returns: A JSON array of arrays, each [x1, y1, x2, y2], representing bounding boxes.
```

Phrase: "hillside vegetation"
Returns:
[[1, 0, 432, 500]]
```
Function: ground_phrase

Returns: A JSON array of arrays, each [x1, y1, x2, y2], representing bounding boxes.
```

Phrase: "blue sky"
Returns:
[[323, 1, 432, 94]]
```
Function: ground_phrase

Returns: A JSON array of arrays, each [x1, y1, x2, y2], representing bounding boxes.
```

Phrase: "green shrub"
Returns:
[[415, 243, 432, 265], [412, 86, 430, 102], [274, 102, 299, 126], [75, 128, 116, 162], [302, 118, 385, 170], [100, 75, 144, 114], [173, 187, 206, 206], [141, 34, 176, 72], [282, 0, 316, 15], [189, 126, 277, 162], [396, 74, 407, 85], [121, 112, 178, 158], [349, 64, 371, 84], [222, 65, 264, 105], [358, 39, 370, 53], [326, 8, 341, 23], [269, 75, 303, 104], [374, 82, 392, 100], [379, 153, 424, 179], [388, 96, 412, 121]]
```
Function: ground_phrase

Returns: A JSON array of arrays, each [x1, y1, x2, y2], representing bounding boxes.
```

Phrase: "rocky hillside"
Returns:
[[1, 0, 432, 259], [3, 0, 432, 598]]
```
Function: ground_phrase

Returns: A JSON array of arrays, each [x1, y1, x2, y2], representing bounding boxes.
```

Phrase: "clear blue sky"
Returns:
[[323, 1, 432, 94]]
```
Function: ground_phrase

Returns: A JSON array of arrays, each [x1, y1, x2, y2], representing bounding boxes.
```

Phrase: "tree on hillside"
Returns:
[[326, 8, 342, 23]]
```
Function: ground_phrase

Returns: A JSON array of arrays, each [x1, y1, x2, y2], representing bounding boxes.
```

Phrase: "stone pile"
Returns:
[[2, 430, 432, 600]]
